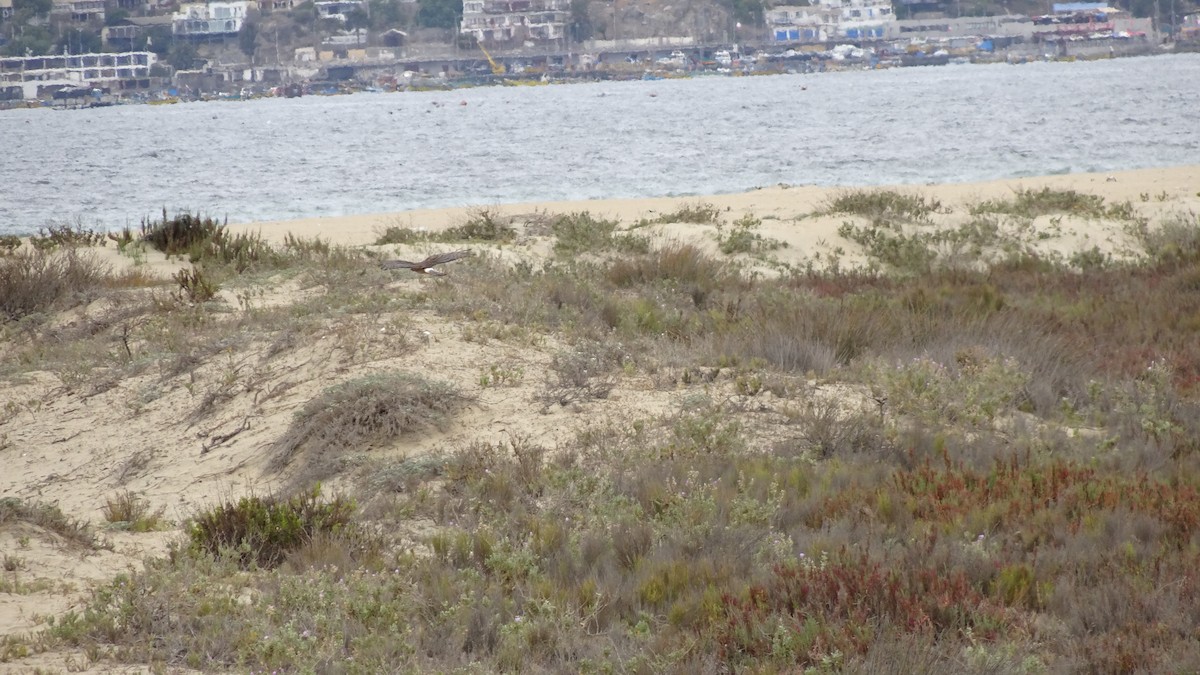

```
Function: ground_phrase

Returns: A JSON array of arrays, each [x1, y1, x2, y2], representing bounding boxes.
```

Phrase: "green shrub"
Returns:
[[141, 209, 225, 256], [551, 211, 619, 255], [375, 225, 429, 245], [0, 234, 21, 254], [1137, 212, 1200, 264], [867, 352, 1030, 427], [446, 206, 515, 241], [188, 486, 356, 569]]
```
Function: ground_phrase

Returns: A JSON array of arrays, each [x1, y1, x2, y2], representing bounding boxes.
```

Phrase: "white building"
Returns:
[[0, 51, 156, 98], [173, 1, 249, 37], [766, 5, 841, 42], [767, 0, 895, 42], [51, 0, 106, 22], [460, 0, 570, 46], [314, 0, 364, 23]]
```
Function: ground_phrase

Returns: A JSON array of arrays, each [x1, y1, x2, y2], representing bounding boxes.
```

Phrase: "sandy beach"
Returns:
[[234, 163, 1200, 250], [2, 164, 1199, 672]]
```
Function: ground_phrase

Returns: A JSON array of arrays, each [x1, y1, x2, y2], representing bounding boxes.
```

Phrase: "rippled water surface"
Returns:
[[2, 54, 1198, 234]]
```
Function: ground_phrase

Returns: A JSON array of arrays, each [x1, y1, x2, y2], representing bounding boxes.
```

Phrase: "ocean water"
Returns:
[[1, 53, 1198, 236]]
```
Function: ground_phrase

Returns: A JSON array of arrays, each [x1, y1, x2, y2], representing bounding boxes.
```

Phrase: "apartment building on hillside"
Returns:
[[173, 1, 249, 37], [767, 0, 896, 41], [51, 0, 106, 23], [460, 0, 569, 47], [0, 51, 155, 98]]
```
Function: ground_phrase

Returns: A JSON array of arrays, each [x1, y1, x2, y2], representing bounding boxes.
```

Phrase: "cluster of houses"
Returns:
[[764, 0, 1155, 50], [0, 0, 1180, 104]]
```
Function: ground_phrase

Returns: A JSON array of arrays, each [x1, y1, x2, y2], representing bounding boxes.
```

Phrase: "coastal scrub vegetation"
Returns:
[[821, 188, 945, 225], [2, 192, 1200, 672], [376, 205, 517, 245]]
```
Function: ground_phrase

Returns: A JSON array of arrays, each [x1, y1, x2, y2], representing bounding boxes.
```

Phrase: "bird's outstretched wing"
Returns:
[[415, 249, 471, 269], [380, 249, 471, 273], [380, 258, 419, 270]]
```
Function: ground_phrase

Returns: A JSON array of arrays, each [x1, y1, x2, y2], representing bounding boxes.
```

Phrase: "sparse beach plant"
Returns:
[[107, 226, 135, 250], [968, 187, 1134, 220], [0, 498, 98, 549], [1068, 245, 1111, 270], [0, 235, 22, 255], [539, 341, 626, 407], [792, 397, 886, 459], [28, 221, 106, 251], [173, 265, 219, 303], [823, 189, 944, 225], [189, 229, 278, 271], [374, 225, 430, 245], [479, 363, 525, 388], [377, 208, 517, 244], [101, 491, 167, 532], [716, 214, 785, 255], [281, 232, 330, 258], [634, 201, 724, 227], [837, 220, 938, 272], [606, 241, 731, 290]]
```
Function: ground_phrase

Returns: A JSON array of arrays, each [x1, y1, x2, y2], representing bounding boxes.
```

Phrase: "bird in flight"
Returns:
[[380, 249, 470, 276]]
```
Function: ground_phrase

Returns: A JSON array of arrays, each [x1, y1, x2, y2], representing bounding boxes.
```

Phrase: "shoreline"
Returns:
[[229, 164, 1200, 247]]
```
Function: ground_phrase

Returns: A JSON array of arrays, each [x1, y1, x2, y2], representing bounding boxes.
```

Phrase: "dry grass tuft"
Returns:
[[0, 248, 111, 322], [270, 371, 468, 479], [0, 498, 98, 548], [101, 491, 168, 532]]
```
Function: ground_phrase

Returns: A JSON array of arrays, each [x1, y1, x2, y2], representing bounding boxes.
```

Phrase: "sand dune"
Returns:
[[1, 164, 1197, 671]]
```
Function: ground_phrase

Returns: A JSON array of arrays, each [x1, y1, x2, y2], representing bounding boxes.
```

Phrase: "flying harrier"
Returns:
[[380, 249, 470, 276]]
